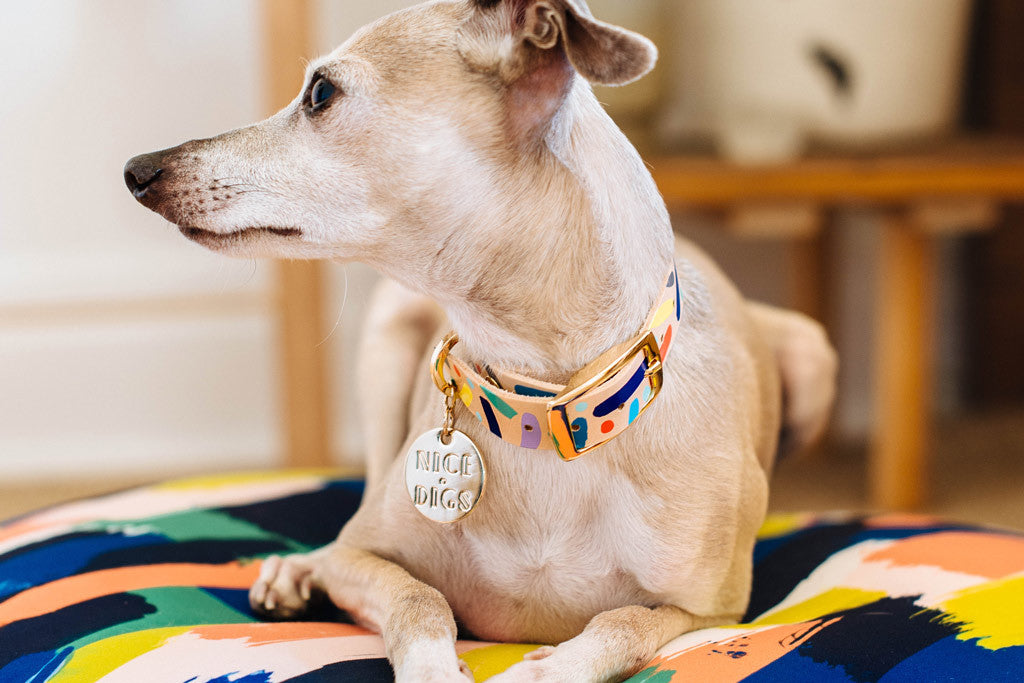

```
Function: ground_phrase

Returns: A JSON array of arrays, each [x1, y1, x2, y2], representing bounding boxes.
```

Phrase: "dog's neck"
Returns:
[[396, 80, 673, 384]]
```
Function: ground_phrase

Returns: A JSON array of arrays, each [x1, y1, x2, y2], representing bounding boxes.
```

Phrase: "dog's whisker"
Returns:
[[245, 258, 258, 286], [317, 265, 348, 348]]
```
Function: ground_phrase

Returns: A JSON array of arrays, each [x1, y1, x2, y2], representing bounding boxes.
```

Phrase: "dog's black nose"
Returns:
[[124, 153, 165, 199]]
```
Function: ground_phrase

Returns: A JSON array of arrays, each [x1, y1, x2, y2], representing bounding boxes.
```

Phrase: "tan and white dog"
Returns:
[[125, 1, 836, 680]]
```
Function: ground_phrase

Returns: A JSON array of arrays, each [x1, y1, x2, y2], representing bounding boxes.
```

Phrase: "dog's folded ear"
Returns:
[[462, 0, 657, 87]]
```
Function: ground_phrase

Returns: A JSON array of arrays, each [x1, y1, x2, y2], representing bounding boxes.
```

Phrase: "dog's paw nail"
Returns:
[[458, 660, 473, 680], [265, 591, 277, 611]]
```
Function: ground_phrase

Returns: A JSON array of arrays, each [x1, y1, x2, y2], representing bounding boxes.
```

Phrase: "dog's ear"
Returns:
[[462, 0, 657, 87]]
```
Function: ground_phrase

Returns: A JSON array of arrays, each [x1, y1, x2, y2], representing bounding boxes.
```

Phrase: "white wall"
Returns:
[[0, 1, 277, 478]]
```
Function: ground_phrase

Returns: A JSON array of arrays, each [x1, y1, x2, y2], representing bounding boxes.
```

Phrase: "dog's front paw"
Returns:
[[395, 651, 475, 683], [249, 553, 321, 619]]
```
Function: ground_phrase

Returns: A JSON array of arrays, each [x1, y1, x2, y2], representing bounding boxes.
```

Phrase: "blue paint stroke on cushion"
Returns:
[[82, 539, 292, 573], [0, 593, 155, 668], [749, 597, 960, 683], [0, 531, 166, 600], [880, 636, 1024, 682], [202, 672, 272, 683], [0, 646, 73, 683], [218, 482, 364, 548], [742, 647, 857, 682], [202, 587, 257, 619], [593, 361, 648, 418], [283, 658, 395, 681]]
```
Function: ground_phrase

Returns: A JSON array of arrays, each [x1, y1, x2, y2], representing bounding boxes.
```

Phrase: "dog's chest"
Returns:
[[436, 450, 665, 641]]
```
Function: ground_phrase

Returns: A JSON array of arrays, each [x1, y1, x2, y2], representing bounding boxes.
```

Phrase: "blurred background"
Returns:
[[1, 1, 1022, 526]]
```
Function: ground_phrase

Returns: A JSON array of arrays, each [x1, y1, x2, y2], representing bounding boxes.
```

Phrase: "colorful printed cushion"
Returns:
[[1, 471, 1023, 682]]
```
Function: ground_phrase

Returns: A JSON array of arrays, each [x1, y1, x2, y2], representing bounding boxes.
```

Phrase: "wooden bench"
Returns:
[[649, 142, 1024, 509]]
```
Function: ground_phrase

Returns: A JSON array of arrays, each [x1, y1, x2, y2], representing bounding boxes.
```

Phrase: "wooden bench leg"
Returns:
[[870, 214, 936, 510], [264, 0, 332, 468], [277, 261, 332, 468], [787, 230, 828, 324]]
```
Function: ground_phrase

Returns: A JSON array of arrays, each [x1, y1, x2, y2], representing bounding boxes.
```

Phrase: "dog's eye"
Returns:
[[309, 77, 337, 110]]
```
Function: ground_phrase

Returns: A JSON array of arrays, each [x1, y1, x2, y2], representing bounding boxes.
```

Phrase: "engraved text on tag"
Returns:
[[404, 428, 485, 524]]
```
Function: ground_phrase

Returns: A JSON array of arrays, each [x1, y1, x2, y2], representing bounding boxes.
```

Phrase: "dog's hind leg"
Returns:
[[748, 302, 838, 457], [359, 278, 446, 490], [489, 605, 728, 683], [251, 544, 472, 682]]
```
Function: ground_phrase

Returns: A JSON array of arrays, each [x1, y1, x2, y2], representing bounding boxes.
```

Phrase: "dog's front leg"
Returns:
[[491, 605, 724, 683], [251, 543, 472, 682]]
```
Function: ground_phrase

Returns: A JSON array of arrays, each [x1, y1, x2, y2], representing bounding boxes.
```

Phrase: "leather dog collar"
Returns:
[[431, 267, 681, 461]]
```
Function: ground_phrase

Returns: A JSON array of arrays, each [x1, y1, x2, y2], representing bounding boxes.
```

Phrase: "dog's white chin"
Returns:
[[178, 225, 301, 252]]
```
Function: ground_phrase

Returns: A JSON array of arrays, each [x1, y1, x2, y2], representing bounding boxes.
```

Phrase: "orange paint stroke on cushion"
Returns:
[[648, 618, 839, 682], [865, 532, 1024, 579], [0, 562, 260, 627], [191, 621, 373, 645]]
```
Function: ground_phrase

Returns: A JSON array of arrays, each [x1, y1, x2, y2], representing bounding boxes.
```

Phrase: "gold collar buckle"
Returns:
[[546, 330, 664, 461]]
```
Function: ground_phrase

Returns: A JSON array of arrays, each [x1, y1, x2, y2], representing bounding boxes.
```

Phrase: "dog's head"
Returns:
[[124, 0, 656, 273]]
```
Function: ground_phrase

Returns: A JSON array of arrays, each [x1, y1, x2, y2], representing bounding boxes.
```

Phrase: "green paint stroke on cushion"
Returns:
[[84, 509, 308, 552], [480, 384, 518, 419], [65, 587, 255, 653], [626, 666, 677, 683]]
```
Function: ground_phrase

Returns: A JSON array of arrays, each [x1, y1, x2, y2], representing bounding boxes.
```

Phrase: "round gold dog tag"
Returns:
[[404, 428, 486, 524]]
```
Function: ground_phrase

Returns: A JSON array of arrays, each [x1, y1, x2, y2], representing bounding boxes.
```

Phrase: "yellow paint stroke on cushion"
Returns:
[[51, 627, 191, 682], [940, 574, 1024, 650], [154, 469, 351, 490], [461, 644, 544, 681], [754, 588, 888, 626], [757, 513, 813, 540]]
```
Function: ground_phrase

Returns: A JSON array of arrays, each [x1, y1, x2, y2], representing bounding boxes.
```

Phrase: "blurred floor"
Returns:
[[2, 409, 1023, 529], [770, 407, 1024, 530], [0, 476, 169, 523]]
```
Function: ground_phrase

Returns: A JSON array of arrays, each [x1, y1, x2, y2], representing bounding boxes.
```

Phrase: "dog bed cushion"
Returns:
[[2, 471, 1023, 682]]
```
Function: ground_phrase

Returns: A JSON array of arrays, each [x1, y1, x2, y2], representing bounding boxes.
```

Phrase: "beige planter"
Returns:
[[661, 0, 974, 163]]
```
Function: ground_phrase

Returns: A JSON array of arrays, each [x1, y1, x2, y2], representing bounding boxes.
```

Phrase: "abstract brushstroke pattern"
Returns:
[[1, 473, 1023, 681]]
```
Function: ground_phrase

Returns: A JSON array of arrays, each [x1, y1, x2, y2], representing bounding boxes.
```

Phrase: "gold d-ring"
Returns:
[[431, 331, 460, 393]]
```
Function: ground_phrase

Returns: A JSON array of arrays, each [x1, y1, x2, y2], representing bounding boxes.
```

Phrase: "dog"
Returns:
[[124, 1, 837, 680]]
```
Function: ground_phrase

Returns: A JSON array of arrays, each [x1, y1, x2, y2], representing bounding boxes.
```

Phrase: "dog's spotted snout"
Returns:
[[124, 153, 165, 200]]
